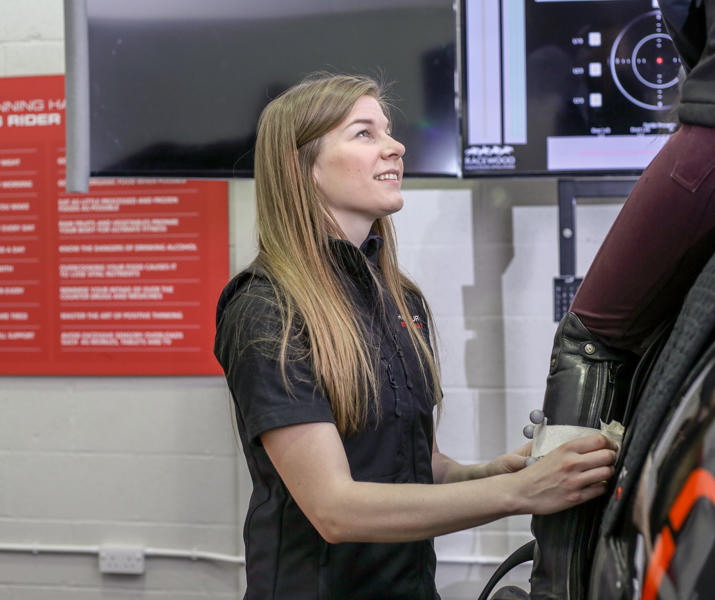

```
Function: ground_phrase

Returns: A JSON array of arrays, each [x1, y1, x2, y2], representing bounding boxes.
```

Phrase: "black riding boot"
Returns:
[[529, 312, 636, 600]]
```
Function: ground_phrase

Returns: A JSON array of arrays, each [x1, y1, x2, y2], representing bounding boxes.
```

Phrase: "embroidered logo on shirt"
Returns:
[[398, 314, 423, 328]]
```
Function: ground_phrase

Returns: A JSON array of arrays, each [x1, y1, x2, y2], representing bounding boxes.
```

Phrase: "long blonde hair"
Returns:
[[253, 73, 441, 436]]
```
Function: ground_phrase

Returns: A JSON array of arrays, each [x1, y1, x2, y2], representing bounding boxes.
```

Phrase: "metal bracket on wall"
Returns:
[[553, 178, 638, 322]]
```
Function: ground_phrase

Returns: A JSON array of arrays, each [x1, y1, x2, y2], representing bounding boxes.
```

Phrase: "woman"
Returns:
[[214, 73, 617, 600]]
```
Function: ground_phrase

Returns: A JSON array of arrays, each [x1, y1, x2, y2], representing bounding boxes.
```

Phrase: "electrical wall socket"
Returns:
[[99, 546, 145, 575]]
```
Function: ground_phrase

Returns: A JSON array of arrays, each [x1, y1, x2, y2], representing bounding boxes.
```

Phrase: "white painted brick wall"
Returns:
[[0, 2, 624, 598]]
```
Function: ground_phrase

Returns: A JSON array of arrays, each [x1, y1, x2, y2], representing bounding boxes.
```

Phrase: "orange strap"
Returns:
[[642, 468, 715, 600], [642, 526, 674, 600], [669, 469, 715, 530]]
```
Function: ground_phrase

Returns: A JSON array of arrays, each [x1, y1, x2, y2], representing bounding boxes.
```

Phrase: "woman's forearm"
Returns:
[[432, 451, 489, 483], [263, 422, 616, 546], [317, 475, 521, 543]]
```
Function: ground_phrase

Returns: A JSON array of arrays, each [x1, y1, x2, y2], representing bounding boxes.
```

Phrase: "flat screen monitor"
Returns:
[[87, 0, 459, 178], [461, 0, 682, 176]]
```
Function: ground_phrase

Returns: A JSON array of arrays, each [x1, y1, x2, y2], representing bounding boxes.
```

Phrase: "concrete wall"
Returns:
[[0, 1, 624, 598]]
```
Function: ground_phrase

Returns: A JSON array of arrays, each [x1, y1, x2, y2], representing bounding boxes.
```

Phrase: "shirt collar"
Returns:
[[328, 233, 384, 274], [359, 232, 383, 266]]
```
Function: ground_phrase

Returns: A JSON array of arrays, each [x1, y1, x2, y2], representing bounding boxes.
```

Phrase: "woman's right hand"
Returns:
[[511, 433, 617, 515]]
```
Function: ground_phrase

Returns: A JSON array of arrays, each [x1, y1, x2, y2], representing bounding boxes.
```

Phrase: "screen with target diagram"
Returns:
[[461, 0, 682, 176]]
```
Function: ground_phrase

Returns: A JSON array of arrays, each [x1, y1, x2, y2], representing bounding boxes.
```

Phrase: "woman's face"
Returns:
[[313, 95, 405, 245]]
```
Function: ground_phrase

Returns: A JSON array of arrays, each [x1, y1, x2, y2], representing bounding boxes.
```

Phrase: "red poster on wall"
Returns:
[[0, 75, 229, 375]]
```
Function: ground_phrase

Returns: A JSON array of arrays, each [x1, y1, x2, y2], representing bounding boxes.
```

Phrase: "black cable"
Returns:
[[476, 539, 535, 600]]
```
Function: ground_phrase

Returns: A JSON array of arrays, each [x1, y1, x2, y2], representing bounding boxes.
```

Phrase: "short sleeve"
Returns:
[[214, 278, 335, 444]]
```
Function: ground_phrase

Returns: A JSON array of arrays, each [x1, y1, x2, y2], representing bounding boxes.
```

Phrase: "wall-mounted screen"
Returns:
[[87, 0, 459, 178], [461, 0, 682, 176]]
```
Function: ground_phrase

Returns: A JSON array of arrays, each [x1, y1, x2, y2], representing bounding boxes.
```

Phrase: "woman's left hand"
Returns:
[[483, 442, 532, 477], [433, 435, 533, 482]]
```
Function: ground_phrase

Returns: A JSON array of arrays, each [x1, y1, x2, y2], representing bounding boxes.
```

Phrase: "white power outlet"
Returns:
[[99, 546, 145, 575]]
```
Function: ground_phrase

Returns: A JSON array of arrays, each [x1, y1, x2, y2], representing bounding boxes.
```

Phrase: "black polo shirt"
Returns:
[[214, 235, 440, 600]]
